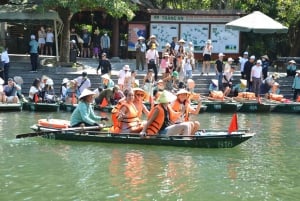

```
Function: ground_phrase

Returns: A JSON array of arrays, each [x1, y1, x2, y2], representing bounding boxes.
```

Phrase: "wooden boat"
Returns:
[[23, 102, 60, 112], [27, 125, 255, 148], [60, 103, 77, 112], [0, 102, 23, 111], [272, 102, 300, 113], [202, 100, 242, 113], [238, 102, 275, 113]]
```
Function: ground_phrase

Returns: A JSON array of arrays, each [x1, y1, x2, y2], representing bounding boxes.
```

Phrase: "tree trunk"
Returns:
[[289, 27, 300, 56], [57, 8, 73, 63]]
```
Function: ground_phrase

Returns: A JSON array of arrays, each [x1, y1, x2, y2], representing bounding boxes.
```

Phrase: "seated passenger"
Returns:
[[286, 60, 297, 77], [3, 78, 21, 103], [140, 90, 192, 137], [70, 89, 108, 127], [101, 73, 115, 89], [0, 78, 5, 102], [65, 80, 80, 104], [171, 89, 202, 135], [232, 79, 247, 96], [269, 82, 280, 95], [28, 78, 42, 102], [209, 79, 219, 93], [117, 89, 144, 133], [42, 79, 56, 103], [132, 88, 150, 118], [260, 72, 279, 95], [95, 85, 124, 106], [60, 78, 69, 102]]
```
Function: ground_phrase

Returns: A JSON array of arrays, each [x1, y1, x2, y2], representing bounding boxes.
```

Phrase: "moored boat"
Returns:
[[23, 102, 60, 112], [0, 102, 23, 111]]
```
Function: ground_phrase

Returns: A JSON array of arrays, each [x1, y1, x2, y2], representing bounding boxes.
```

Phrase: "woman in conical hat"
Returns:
[[70, 88, 108, 127], [140, 90, 192, 137]]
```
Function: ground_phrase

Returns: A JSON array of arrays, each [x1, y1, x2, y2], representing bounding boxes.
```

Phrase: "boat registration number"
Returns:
[[218, 140, 233, 148]]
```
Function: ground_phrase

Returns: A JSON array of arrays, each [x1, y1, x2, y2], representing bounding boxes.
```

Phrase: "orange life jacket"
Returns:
[[146, 104, 179, 135], [119, 102, 143, 133], [269, 94, 284, 102], [210, 91, 224, 100], [297, 96, 300, 102], [110, 100, 125, 133], [172, 99, 190, 121], [237, 92, 256, 99]]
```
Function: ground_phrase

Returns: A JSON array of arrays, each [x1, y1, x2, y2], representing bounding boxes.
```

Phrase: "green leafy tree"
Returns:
[[42, 0, 137, 62]]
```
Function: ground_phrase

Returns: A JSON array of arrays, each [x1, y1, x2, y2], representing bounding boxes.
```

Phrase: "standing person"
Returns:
[[202, 39, 213, 75], [250, 60, 263, 103], [224, 57, 234, 73], [100, 32, 110, 57], [261, 55, 270, 79], [117, 65, 131, 91], [143, 69, 154, 98], [175, 39, 185, 71], [286, 60, 297, 77], [60, 78, 69, 102], [222, 66, 236, 97], [92, 29, 101, 59], [70, 89, 108, 127], [37, 26, 46, 55], [70, 27, 81, 56], [292, 70, 300, 101], [70, 40, 78, 63], [215, 53, 225, 91], [75, 71, 91, 94], [183, 52, 193, 80], [146, 44, 159, 81], [45, 27, 54, 56], [81, 27, 91, 58], [239, 51, 248, 78], [1, 47, 10, 84], [29, 35, 39, 72], [244, 55, 256, 91], [97, 52, 112, 76], [147, 35, 159, 49], [135, 36, 146, 71]]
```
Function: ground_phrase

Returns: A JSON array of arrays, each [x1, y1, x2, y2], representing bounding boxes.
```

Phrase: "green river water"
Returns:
[[0, 111, 299, 201]]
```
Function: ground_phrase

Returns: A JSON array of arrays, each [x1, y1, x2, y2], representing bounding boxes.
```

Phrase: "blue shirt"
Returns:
[[29, 40, 39, 53], [70, 101, 101, 126], [292, 76, 300, 89]]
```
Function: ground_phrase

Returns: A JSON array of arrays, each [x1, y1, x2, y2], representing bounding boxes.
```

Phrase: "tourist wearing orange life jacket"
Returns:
[[171, 89, 202, 135], [117, 89, 144, 133], [132, 88, 150, 118], [140, 90, 191, 136]]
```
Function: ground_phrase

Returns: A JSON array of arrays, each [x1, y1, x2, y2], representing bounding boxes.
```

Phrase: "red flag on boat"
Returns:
[[100, 98, 108, 108], [34, 94, 38, 103], [228, 113, 238, 134], [71, 93, 76, 105]]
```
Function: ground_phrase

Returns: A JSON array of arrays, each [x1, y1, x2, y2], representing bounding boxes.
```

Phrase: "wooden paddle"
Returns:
[[16, 125, 103, 139]]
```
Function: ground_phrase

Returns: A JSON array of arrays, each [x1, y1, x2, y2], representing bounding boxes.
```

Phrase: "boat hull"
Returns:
[[23, 102, 60, 112], [203, 101, 242, 113], [0, 103, 22, 111], [238, 102, 274, 113], [272, 103, 300, 113], [94, 105, 114, 113], [60, 104, 77, 112], [31, 126, 254, 148]]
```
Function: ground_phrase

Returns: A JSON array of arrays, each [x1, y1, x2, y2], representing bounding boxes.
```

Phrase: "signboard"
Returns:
[[151, 15, 237, 23], [128, 24, 147, 51], [150, 23, 179, 52], [210, 24, 239, 53], [180, 24, 209, 52]]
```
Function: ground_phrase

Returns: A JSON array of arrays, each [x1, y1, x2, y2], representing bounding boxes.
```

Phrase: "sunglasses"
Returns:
[[135, 93, 144, 97]]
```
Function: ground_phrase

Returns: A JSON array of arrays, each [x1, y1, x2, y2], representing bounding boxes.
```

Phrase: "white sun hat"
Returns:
[[78, 89, 96, 100]]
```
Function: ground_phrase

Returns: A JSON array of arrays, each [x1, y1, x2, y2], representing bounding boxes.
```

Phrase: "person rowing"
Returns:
[[70, 89, 108, 127], [140, 90, 192, 137]]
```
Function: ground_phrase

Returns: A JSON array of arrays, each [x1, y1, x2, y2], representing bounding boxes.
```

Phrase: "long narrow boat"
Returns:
[[28, 125, 255, 148], [202, 100, 242, 113], [94, 105, 114, 113], [0, 102, 23, 111], [23, 102, 60, 112]]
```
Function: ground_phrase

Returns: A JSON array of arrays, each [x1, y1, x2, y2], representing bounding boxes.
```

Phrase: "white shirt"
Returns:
[[46, 32, 54, 43], [29, 86, 40, 99], [251, 65, 262, 78], [203, 45, 213, 55], [75, 76, 91, 94], [239, 57, 248, 72], [1, 50, 9, 63], [146, 49, 159, 64], [184, 58, 193, 71]]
